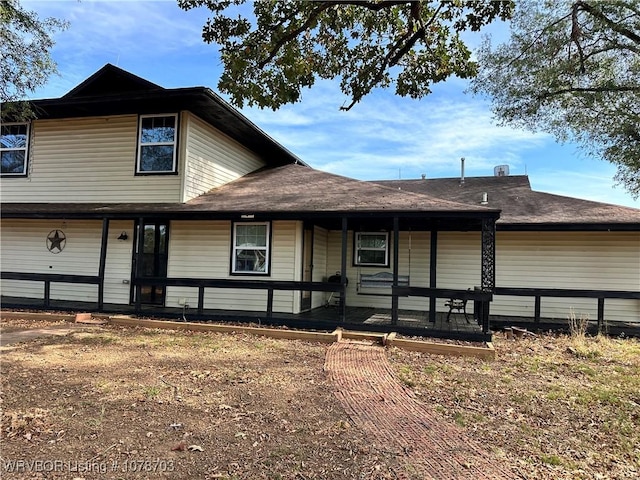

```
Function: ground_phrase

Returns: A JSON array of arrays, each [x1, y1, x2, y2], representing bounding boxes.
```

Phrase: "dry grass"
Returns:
[[0, 321, 398, 479], [568, 307, 589, 339], [389, 331, 640, 479], [2, 315, 639, 479]]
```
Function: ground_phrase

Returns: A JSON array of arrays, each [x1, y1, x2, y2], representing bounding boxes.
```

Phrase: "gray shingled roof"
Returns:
[[187, 164, 495, 213], [1, 165, 498, 219], [375, 176, 640, 227]]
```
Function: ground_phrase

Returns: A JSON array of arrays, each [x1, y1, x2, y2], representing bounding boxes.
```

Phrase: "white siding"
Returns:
[[166, 220, 298, 313], [494, 231, 640, 323], [103, 220, 135, 305], [182, 113, 266, 202], [0, 116, 182, 203], [0, 219, 134, 304]]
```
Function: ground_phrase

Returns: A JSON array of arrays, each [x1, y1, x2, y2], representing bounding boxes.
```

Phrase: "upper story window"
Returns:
[[232, 222, 271, 275], [354, 232, 389, 267], [1, 123, 29, 176], [137, 114, 178, 173]]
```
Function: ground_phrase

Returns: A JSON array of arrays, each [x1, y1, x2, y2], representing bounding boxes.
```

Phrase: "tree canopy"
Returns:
[[178, 0, 513, 110], [471, 0, 640, 198], [1, 0, 67, 119]]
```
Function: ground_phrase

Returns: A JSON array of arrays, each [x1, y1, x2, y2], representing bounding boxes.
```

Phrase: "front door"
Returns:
[[300, 226, 314, 311], [132, 221, 169, 305]]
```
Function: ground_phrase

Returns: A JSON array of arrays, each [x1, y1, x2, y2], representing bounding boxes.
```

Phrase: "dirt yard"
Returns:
[[1, 314, 639, 479]]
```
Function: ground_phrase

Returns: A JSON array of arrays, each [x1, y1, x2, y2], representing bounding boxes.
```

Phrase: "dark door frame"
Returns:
[[130, 219, 169, 306]]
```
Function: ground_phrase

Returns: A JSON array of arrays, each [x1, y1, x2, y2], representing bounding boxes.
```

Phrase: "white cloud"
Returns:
[[24, 0, 216, 97], [246, 80, 549, 182]]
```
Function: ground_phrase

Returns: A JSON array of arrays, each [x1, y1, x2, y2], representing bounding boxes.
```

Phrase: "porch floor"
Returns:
[[1, 296, 489, 341]]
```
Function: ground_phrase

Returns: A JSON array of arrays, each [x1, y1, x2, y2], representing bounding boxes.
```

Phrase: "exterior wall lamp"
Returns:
[[117, 231, 129, 241]]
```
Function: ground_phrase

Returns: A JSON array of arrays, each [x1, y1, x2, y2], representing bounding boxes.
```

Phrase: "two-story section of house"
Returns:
[[0, 64, 317, 314]]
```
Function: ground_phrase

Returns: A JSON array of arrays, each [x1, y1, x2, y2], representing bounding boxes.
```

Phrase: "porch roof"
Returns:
[[187, 164, 497, 214], [376, 176, 640, 230], [1, 165, 500, 227]]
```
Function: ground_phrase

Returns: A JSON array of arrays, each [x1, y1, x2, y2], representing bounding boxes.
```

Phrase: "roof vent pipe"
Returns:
[[481, 192, 488, 205], [460, 157, 465, 185], [421, 173, 426, 180]]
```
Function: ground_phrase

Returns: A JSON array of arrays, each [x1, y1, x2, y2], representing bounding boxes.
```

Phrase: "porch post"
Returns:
[[428, 228, 438, 323], [391, 217, 399, 325], [135, 217, 145, 313], [340, 216, 348, 323], [97, 218, 109, 311], [480, 216, 497, 333]]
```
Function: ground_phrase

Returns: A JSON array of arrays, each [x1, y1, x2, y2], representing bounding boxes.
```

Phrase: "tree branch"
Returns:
[[574, 1, 640, 44], [570, 4, 587, 73], [339, 2, 435, 110], [537, 85, 639, 100], [257, 1, 417, 69], [257, 3, 334, 69], [323, 1, 412, 12]]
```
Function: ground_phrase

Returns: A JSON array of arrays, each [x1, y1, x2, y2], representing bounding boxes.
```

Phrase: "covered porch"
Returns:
[[0, 165, 500, 341]]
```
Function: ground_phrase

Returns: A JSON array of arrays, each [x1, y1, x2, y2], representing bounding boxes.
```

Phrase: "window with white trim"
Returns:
[[354, 232, 389, 266], [232, 222, 270, 274], [1, 123, 29, 176], [137, 114, 178, 173]]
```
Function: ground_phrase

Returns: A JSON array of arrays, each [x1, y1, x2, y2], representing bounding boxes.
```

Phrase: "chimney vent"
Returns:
[[480, 192, 488, 205], [460, 157, 465, 185]]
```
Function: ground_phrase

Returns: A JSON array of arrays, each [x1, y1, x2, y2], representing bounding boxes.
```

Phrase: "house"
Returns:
[[1, 65, 638, 339]]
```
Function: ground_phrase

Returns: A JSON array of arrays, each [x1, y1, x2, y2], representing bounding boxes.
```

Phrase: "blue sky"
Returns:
[[21, 0, 639, 208]]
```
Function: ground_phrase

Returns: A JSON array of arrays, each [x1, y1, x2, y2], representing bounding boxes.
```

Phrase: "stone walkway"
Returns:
[[324, 341, 518, 480]]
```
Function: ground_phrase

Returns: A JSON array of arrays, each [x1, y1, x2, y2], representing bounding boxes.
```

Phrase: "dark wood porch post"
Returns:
[[429, 229, 438, 323], [134, 217, 145, 313], [97, 218, 110, 311], [391, 217, 399, 325], [340, 216, 348, 323], [480, 216, 497, 333]]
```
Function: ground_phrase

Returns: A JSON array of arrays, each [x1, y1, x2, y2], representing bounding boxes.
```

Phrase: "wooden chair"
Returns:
[[445, 298, 469, 323]]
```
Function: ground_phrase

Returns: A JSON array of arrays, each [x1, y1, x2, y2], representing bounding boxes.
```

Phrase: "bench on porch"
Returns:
[[359, 272, 409, 291]]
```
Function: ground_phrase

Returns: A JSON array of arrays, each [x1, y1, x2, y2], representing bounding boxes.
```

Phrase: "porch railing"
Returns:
[[132, 277, 344, 317], [494, 287, 640, 331], [1, 271, 101, 308]]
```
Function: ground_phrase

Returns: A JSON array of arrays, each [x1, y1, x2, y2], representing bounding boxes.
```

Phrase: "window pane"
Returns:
[[359, 234, 386, 249], [235, 249, 267, 272], [1, 151, 26, 173], [141, 116, 175, 143], [236, 224, 267, 247], [1, 124, 27, 149], [359, 250, 386, 265], [140, 145, 174, 171], [143, 225, 156, 253]]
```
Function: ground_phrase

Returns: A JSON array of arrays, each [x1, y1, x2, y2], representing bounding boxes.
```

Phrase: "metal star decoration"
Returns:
[[46, 230, 66, 253]]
